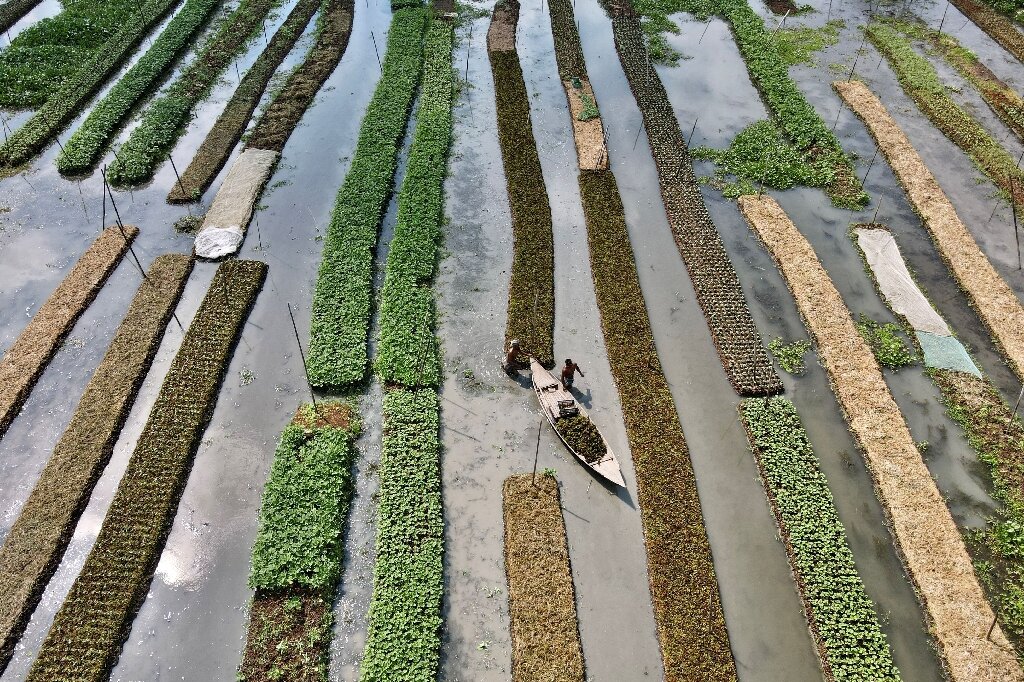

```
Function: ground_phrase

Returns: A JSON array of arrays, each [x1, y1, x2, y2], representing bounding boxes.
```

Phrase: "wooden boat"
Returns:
[[530, 357, 625, 487]]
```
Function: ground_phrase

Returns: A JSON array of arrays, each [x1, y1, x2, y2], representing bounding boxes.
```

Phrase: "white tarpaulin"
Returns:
[[194, 148, 279, 260], [855, 227, 950, 336]]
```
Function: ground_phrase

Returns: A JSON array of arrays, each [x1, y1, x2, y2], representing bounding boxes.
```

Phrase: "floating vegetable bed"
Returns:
[[738, 193, 1021, 682], [488, 0, 554, 368], [739, 396, 900, 682], [239, 401, 358, 682], [0, 224, 137, 439], [834, 79, 1024, 385], [25, 259, 266, 682], [0, 0, 43, 34], [307, 7, 429, 387], [55, 0, 223, 176], [950, 0, 1024, 64], [609, 11, 783, 397], [0, 253, 192, 676], [503, 473, 585, 682], [105, 0, 283, 186]]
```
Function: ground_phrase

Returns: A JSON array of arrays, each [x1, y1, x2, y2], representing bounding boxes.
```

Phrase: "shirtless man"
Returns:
[[561, 358, 584, 389], [503, 339, 522, 372]]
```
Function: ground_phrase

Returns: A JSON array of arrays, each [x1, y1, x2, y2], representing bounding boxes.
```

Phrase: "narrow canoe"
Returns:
[[530, 357, 625, 487]]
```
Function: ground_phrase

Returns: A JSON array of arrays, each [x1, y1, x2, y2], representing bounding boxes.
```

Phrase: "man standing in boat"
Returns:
[[561, 358, 584, 389]]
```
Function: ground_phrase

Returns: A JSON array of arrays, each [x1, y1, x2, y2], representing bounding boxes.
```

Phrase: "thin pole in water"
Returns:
[[831, 102, 844, 134], [168, 155, 193, 216], [371, 31, 382, 71], [1012, 385, 1024, 417], [687, 117, 698, 147], [287, 302, 319, 413], [937, 1, 950, 35], [465, 24, 472, 82], [827, 0, 832, 20], [698, 17, 711, 44], [848, 33, 867, 81], [1012, 178, 1021, 270], [871, 197, 883, 224], [102, 166, 147, 280], [632, 120, 644, 150], [861, 144, 879, 185], [768, 9, 790, 43], [532, 416, 542, 487]]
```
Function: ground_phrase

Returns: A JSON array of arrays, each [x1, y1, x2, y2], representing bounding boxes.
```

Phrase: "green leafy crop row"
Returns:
[[740, 396, 900, 682], [0, 0, 162, 107], [359, 387, 443, 682], [854, 315, 917, 370], [0, 0, 44, 35], [867, 21, 1024, 212], [25, 260, 266, 681], [0, 0, 184, 168], [624, 0, 866, 208], [307, 7, 428, 388], [55, 0, 223, 175], [608, 10, 783, 396], [105, 0, 283, 186], [374, 18, 454, 387], [0, 254, 192, 674], [489, 0, 555, 368]]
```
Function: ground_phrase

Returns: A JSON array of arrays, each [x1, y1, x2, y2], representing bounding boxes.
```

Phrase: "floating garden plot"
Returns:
[[488, 0, 554, 367], [502, 473, 585, 682], [950, 0, 1024, 64], [239, 401, 358, 682], [25, 259, 266, 682], [739, 193, 1021, 682], [0, 0, 44, 34], [0, 224, 137, 439], [307, 7, 429, 387], [105, 0, 284, 186], [55, 0, 224, 176], [0, 253, 192, 675], [835, 79, 1024, 385], [609, 12, 782, 397]]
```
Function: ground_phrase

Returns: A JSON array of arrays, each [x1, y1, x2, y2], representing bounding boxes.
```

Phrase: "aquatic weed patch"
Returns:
[[739, 193, 1021, 682], [949, 0, 1024, 64], [502, 473, 585, 682], [0, 224, 137, 439], [867, 21, 1024, 212], [554, 414, 606, 463], [740, 397, 899, 682], [359, 387, 443, 682], [834, 79, 1024, 384], [488, 0, 555, 368], [768, 337, 811, 374], [105, 0, 283, 186], [579, 170, 736, 680], [164, 0, 329, 202], [56, 0, 223, 176], [610, 13, 783, 396], [307, 8, 428, 388], [25, 259, 266, 682], [0, 254, 191, 675], [374, 18, 454, 387], [855, 315, 917, 369]]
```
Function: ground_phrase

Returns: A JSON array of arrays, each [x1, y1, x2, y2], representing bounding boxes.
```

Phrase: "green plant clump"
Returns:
[[577, 93, 599, 121], [627, 0, 866, 209], [307, 8, 429, 388], [56, 0, 223, 175], [555, 414, 606, 463], [105, 0, 285, 186], [25, 260, 266, 681], [774, 19, 844, 66], [374, 18, 454, 387], [855, 315, 916, 370], [740, 397, 900, 680], [768, 337, 811, 374], [359, 387, 443, 681]]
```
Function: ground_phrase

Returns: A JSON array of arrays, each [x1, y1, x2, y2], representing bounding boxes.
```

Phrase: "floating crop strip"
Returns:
[[0, 254, 192, 675], [0, 224, 137, 439], [867, 21, 1024, 211], [55, 0, 224, 176], [503, 473, 585, 682], [373, 17, 452, 387], [0, 0, 185, 169], [950, 0, 1024, 64], [738, 193, 1022, 682], [105, 0, 283, 187], [239, 402, 358, 682], [834, 79, 1024, 384], [0, 0, 43, 34], [487, 0, 554, 368], [545, 0, 734, 674], [307, 7, 428, 388], [25, 259, 266, 682], [739, 397, 899, 682], [0, 0, 172, 107], [168, 0, 354, 202], [163, 0, 327, 203], [628, 0, 865, 208], [358, 17, 451, 680], [609, 9, 782, 396]]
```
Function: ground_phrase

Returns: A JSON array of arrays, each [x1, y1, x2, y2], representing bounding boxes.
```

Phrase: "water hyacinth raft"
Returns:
[[25, 259, 266, 682], [738, 193, 1022, 682]]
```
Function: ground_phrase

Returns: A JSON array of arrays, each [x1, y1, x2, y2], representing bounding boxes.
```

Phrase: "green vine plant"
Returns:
[[855, 315, 917, 370], [768, 337, 812, 374]]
